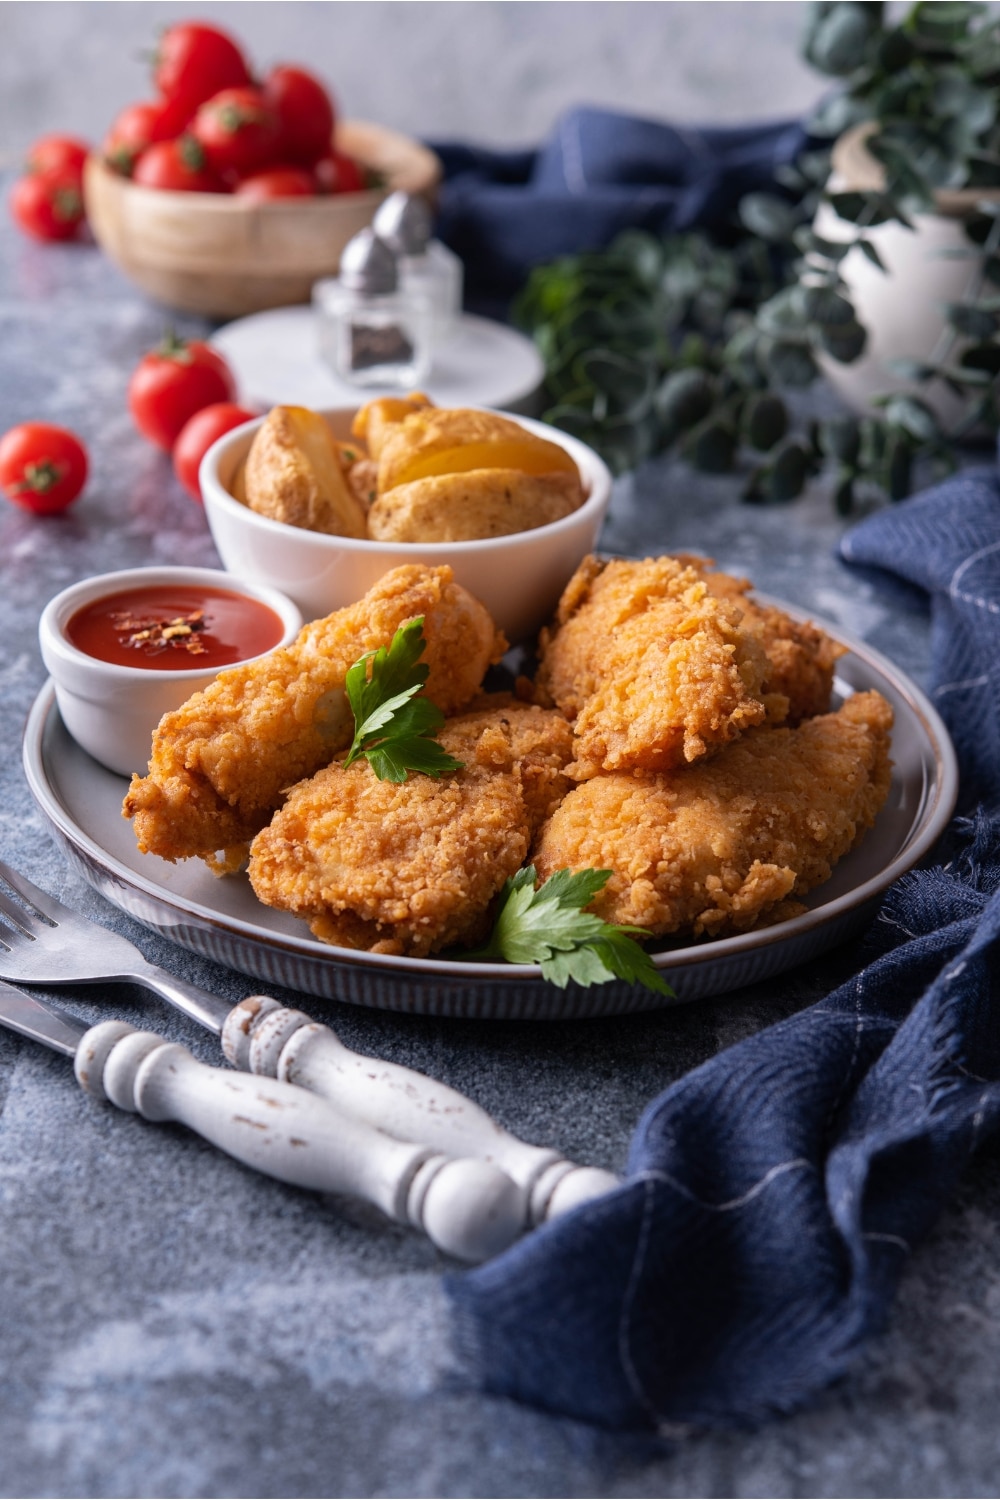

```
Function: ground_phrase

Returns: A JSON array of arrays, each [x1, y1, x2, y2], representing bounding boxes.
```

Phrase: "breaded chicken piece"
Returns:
[[123, 565, 505, 870], [533, 690, 893, 941], [248, 704, 575, 955], [535, 555, 772, 778], [677, 555, 846, 722]]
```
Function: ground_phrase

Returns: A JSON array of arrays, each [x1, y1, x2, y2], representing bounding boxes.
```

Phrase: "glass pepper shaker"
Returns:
[[373, 191, 464, 348], [313, 228, 432, 389]]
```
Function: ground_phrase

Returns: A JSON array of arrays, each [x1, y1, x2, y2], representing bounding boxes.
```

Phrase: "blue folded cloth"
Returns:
[[432, 106, 809, 310], [447, 466, 1000, 1433]]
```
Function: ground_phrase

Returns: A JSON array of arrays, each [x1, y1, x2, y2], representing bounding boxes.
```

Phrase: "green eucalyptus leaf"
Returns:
[[739, 193, 800, 241], [960, 341, 1000, 374], [766, 440, 812, 502], [885, 432, 914, 501], [886, 356, 937, 382], [884, 395, 940, 442], [819, 414, 861, 465], [802, 284, 856, 325], [944, 301, 999, 338], [834, 471, 857, 516], [683, 418, 737, 474], [856, 237, 887, 271], [815, 318, 867, 362], [761, 338, 819, 388], [804, 1, 879, 76], [655, 368, 715, 430], [743, 392, 789, 451]]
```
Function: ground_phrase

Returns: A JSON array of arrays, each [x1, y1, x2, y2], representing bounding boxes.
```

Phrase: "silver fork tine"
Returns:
[[0, 859, 63, 925], [0, 885, 44, 938]]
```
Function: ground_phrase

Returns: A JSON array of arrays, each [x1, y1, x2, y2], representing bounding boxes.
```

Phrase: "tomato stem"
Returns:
[[16, 459, 66, 495]]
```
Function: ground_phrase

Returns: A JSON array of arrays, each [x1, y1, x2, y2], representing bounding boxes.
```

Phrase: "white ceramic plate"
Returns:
[[210, 307, 545, 413], [22, 616, 957, 1021]]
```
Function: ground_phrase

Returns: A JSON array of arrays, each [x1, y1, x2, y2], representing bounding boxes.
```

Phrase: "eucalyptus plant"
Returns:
[[515, 0, 1000, 510]]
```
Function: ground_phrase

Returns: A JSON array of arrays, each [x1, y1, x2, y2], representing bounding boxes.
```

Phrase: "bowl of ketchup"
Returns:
[[39, 566, 302, 777]]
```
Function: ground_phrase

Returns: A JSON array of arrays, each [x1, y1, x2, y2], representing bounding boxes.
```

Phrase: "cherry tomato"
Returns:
[[153, 22, 251, 111], [314, 150, 365, 195], [0, 423, 88, 514], [103, 98, 193, 176], [192, 86, 278, 177], [234, 166, 317, 202], [132, 137, 226, 193], [128, 335, 236, 451], [173, 402, 255, 500], [263, 65, 336, 166], [25, 134, 89, 180], [9, 169, 86, 242]]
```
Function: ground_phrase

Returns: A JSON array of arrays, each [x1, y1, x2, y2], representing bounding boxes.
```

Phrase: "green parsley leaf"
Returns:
[[466, 865, 673, 997], [343, 617, 464, 782]]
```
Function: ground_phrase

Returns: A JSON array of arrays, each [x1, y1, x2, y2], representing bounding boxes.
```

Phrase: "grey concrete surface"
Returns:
[[0, 1, 825, 163], [3, 185, 1000, 1499], [2, 6, 1000, 1492]]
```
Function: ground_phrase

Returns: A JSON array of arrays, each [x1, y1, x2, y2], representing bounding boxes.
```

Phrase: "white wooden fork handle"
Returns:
[[223, 997, 620, 1226], [77, 1020, 526, 1263]]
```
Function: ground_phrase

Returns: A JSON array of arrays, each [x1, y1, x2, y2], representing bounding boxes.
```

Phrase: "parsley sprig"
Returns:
[[343, 618, 464, 784], [466, 866, 673, 996]]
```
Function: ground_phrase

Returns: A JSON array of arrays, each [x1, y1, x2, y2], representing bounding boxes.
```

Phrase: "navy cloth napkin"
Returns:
[[432, 106, 809, 310], [447, 465, 1000, 1434]]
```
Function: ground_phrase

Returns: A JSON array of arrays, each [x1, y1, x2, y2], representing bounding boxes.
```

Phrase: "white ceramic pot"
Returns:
[[813, 126, 1000, 428]]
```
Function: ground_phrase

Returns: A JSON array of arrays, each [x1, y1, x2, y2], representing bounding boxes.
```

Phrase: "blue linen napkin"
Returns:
[[447, 465, 1000, 1433], [432, 106, 809, 310]]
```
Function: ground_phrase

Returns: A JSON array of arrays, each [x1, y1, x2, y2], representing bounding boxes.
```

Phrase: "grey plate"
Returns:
[[22, 621, 957, 1021]]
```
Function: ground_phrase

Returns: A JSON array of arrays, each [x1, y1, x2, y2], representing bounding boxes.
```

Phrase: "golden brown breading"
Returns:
[[677, 555, 846, 722], [123, 565, 506, 869], [535, 554, 772, 777], [248, 704, 575, 955], [532, 690, 894, 940]]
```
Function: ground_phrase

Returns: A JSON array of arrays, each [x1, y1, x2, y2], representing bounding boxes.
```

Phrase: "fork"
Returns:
[[0, 858, 619, 1223]]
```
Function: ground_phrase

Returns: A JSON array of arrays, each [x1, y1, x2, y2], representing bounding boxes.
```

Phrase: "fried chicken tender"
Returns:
[[123, 565, 505, 870], [248, 703, 575, 955], [533, 690, 894, 941], [677, 555, 846, 723], [535, 555, 772, 778]]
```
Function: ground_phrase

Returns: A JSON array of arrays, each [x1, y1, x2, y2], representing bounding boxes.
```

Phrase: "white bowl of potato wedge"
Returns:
[[199, 397, 612, 643]]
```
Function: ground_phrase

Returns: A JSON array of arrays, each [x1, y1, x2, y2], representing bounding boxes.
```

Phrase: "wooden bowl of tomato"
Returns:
[[84, 118, 441, 320]]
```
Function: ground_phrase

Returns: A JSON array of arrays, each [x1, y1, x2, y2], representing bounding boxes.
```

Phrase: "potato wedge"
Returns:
[[376, 408, 581, 494], [244, 406, 367, 537], [351, 392, 433, 460], [367, 468, 584, 542]]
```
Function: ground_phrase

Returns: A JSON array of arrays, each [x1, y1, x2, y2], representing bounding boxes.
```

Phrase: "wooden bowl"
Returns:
[[83, 120, 442, 320]]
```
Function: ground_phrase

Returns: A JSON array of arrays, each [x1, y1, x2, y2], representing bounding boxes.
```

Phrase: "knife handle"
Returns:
[[74, 1021, 526, 1263], [224, 998, 620, 1225]]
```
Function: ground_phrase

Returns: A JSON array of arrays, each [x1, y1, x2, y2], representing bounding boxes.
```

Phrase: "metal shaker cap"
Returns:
[[339, 229, 398, 294], [373, 191, 432, 256]]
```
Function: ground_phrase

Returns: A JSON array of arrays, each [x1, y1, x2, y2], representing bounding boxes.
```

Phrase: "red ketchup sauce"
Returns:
[[66, 584, 285, 671]]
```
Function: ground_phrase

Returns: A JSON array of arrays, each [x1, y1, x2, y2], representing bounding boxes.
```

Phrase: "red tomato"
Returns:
[[314, 150, 365, 195], [9, 169, 86, 242], [234, 166, 317, 201], [263, 65, 336, 165], [103, 98, 193, 175], [128, 335, 236, 451], [173, 402, 255, 500], [0, 423, 88, 514], [25, 134, 90, 180], [153, 22, 251, 111], [192, 86, 278, 177], [132, 137, 226, 193]]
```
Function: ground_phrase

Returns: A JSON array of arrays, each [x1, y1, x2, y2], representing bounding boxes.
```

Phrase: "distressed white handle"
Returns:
[[224, 998, 620, 1225], [75, 1021, 526, 1263]]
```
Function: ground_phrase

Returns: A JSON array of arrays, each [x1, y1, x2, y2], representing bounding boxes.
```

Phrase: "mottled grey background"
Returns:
[[0, 1, 824, 162], [3, 5, 1000, 1498]]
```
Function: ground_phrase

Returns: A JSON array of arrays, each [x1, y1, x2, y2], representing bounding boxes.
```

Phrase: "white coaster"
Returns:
[[210, 307, 546, 412]]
